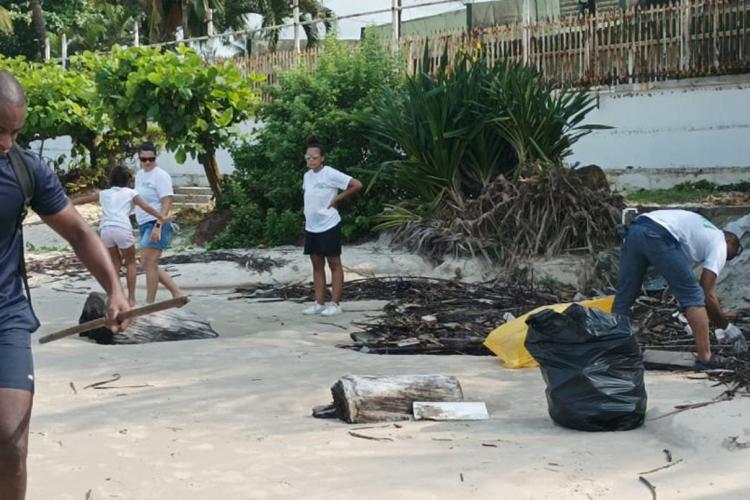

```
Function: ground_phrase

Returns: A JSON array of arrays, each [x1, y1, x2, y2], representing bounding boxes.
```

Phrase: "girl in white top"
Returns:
[[73, 166, 169, 306]]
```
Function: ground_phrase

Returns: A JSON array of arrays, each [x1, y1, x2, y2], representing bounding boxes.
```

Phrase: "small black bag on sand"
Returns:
[[525, 304, 647, 432]]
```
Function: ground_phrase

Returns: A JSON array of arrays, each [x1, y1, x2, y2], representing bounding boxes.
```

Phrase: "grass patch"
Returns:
[[625, 180, 750, 205]]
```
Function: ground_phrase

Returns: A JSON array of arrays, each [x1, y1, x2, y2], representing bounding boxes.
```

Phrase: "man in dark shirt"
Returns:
[[0, 71, 130, 499]]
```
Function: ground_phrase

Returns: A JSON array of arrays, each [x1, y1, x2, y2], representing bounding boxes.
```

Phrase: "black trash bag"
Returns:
[[525, 304, 647, 432]]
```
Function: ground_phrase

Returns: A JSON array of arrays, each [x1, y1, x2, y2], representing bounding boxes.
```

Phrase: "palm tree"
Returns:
[[134, 0, 332, 48], [30, 0, 47, 56], [135, 0, 225, 42], [0, 7, 12, 34], [245, 0, 333, 49]]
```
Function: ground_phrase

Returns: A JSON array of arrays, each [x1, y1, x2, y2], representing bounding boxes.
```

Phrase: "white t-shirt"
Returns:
[[303, 166, 352, 233], [641, 210, 727, 276], [134, 167, 173, 225], [99, 187, 139, 231]]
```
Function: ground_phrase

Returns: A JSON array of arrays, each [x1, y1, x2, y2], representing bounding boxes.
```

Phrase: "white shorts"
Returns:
[[100, 226, 135, 249]]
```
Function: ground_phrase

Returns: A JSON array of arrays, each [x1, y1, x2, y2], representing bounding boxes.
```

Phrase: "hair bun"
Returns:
[[306, 136, 320, 146]]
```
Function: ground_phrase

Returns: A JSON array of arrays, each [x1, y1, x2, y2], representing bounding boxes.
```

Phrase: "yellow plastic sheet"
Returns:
[[484, 296, 615, 369]]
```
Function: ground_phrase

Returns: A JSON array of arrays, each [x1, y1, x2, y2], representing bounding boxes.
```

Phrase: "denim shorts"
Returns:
[[139, 221, 172, 251], [613, 217, 705, 314]]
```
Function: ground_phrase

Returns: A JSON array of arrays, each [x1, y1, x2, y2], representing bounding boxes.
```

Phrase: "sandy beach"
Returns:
[[21, 236, 750, 500]]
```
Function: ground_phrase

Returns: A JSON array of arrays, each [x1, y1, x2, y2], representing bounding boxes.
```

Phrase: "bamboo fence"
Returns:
[[231, 0, 750, 89]]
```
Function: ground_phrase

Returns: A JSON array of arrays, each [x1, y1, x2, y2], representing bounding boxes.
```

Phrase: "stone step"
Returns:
[[173, 193, 213, 204], [174, 186, 213, 196], [173, 202, 214, 212]]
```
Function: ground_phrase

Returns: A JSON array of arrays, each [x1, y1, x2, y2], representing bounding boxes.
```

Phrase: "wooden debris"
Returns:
[[413, 402, 489, 421], [237, 276, 570, 355], [639, 476, 657, 500], [348, 431, 393, 442], [643, 350, 696, 370], [319, 374, 465, 424], [638, 459, 683, 475], [77, 292, 218, 345]]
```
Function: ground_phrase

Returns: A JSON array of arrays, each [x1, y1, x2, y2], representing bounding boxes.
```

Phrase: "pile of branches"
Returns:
[[25, 250, 285, 280], [234, 275, 572, 355], [634, 295, 750, 392], [161, 251, 286, 274], [389, 167, 624, 264]]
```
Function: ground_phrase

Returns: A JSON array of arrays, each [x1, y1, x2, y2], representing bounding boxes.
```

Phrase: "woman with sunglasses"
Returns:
[[134, 142, 183, 304], [302, 137, 362, 317]]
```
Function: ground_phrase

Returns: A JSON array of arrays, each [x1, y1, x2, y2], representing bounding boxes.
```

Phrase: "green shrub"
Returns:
[[211, 30, 403, 249]]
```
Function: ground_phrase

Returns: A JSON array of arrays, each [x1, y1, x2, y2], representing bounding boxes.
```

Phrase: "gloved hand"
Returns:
[[716, 323, 742, 342], [694, 354, 732, 371], [716, 323, 748, 354]]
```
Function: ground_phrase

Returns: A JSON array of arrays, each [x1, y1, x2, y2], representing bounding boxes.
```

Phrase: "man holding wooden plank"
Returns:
[[0, 71, 130, 500], [613, 209, 742, 370]]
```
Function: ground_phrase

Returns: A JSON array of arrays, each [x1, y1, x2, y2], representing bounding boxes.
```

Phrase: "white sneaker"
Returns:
[[320, 304, 343, 316], [303, 303, 326, 315]]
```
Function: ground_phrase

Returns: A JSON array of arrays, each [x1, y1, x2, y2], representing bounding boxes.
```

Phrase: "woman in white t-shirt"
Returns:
[[301, 138, 362, 317], [73, 165, 170, 306]]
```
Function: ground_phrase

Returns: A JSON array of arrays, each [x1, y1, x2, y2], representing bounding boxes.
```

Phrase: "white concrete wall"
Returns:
[[571, 75, 750, 191], [31, 77, 750, 191], [30, 120, 259, 188]]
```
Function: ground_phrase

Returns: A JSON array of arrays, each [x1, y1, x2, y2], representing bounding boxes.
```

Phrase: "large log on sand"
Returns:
[[329, 375, 464, 423], [78, 292, 218, 345]]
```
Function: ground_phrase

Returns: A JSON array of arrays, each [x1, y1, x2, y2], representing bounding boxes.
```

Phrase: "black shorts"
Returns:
[[304, 223, 342, 257], [0, 329, 34, 392]]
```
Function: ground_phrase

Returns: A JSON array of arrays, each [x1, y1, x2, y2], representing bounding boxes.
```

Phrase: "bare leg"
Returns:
[[121, 246, 137, 307], [0, 389, 32, 500], [106, 247, 122, 279], [327, 255, 343, 304], [310, 255, 326, 305], [685, 306, 711, 363], [140, 247, 161, 304], [157, 268, 183, 298]]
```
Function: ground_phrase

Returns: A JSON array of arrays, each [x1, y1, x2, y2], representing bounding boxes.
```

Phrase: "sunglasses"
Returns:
[[304, 154, 321, 160], [139, 156, 156, 162]]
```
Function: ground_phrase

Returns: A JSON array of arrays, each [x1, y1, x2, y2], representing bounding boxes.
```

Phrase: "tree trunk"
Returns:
[[29, 0, 47, 59], [78, 292, 218, 345], [202, 149, 223, 199], [181, 0, 190, 40], [325, 375, 465, 423]]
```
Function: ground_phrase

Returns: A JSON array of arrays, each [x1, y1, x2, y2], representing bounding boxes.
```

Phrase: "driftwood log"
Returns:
[[315, 375, 464, 423], [78, 292, 218, 345]]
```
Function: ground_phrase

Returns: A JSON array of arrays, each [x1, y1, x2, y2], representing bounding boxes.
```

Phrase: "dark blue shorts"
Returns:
[[0, 330, 34, 392], [613, 217, 705, 315], [139, 221, 172, 251]]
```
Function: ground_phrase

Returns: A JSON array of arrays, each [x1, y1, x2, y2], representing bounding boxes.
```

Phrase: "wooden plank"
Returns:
[[331, 375, 464, 424], [643, 349, 696, 370], [39, 295, 190, 344], [413, 401, 489, 421]]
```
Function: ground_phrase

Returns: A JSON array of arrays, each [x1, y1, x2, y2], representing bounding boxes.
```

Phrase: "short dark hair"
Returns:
[[0, 71, 26, 107], [109, 165, 132, 188], [306, 136, 325, 156], [138, 141, 157, 154]]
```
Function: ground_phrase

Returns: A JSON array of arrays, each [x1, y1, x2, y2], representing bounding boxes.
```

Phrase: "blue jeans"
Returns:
[[139, 221, 172, 251], [613, 217, 705, 315]]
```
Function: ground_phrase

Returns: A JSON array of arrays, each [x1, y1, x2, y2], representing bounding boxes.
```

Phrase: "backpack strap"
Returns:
[[7, 145, 38, 320]]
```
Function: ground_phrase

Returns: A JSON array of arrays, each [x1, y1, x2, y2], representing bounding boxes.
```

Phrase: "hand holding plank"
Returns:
[[39, 296, 190, 344]]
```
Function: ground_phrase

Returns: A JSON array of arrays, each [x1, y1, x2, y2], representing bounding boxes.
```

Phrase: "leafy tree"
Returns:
[[212, 31, 402, 249], [93, 45, 261, 197]]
